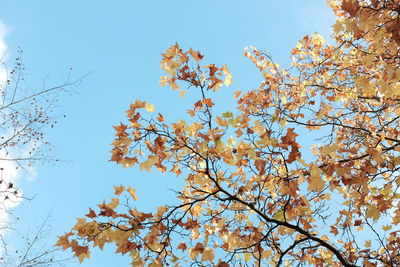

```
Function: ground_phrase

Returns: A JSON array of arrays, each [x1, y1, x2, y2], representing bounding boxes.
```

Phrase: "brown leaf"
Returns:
[[177, 242, 187, 251], [341, 0, 360, 17], [85, 208, 97, 218]]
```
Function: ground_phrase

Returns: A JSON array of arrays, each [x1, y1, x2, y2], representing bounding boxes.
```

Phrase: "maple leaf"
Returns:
[[194, 100, 203, 110], [203, 98, 214, 107], [207, 64, 218, 76], [308, 165, 325, 192], [139, 156, 158, 172], [177, 242, 187, 251], [215, 116, 228, 127], [114, 185, 125, 196], [85, 208, 97, 218], [188, 48, 204, 62], [113, 123, 128, 137], [341, 0, 360, 17], [221, 65, 232, 86], [157, 113, 165, 122], [70, 241, 90, 263], [222, 111, 233, 118], [145, 103, 155, 112], [127, 186, 139, 201], [106, 198, 120, 209], [366, 205, 380, 221], [201, 249, 215, 262], [55, 232, 73, 250]]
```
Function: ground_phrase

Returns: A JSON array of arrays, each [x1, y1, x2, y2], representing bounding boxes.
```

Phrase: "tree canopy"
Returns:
[[58, 0, 400, 266]]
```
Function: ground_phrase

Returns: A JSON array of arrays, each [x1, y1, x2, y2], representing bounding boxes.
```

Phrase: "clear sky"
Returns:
[[0, 1, 334, 266]]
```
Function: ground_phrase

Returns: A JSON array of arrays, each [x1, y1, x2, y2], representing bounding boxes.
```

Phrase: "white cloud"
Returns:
[[0, 154, 22, 228], [0, 21, 21, 236]]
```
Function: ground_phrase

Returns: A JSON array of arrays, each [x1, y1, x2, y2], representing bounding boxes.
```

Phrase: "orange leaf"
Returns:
[[55, 232, 73, 250], [157, 113, 165, 122], [114, 185, 125, 196], [203, 98, 214, 107], [188, 48, 204, 62], [177, 242, 187, 251]]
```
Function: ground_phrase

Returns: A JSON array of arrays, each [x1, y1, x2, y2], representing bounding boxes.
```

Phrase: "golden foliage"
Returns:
[[58, 1, 400, 266]]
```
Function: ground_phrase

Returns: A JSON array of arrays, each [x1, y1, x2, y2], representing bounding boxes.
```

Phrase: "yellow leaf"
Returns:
[[77, 250, 90, 263], [364, 240, 372, 248], [273, 210, 285, 221], [262, 249, 272, 259], [215, 116, 228, 127], [107, 198, 120, 209], [382, 225, 392, 231], [201, 249, 215, 262], [308, 165, 325, 192], [332, 19, 344, 33], [243, 252, 252, 261], [127, 186, 139, 201], [221, 65, 232, 86], [145, 103, 155, 112], [130, 250, 143, 266], [139, 156, 158, 172], [366, 205, 380, 221]]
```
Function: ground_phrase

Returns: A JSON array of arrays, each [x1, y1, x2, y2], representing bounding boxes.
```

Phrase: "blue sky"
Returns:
[[0, 1, 334, 266]]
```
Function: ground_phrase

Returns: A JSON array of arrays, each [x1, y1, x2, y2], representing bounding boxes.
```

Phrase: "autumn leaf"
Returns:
[[113, 123, 128, 137], [106, 198, 119, 209], [157, 113, 165, 122], [188, 48, 204, 62], [85, 208, 97, 218], [308, 165, 325, 192], [139, 156, 158, 172], [127, 186, 139, 201], [203, 98, 214, 107], [201, 249, 215, 262], [55, 232, 73, 250], [366, 205, 380, 221], [341, 0, 360, 17], [70, 241, 90, 263], [221, 65, 232, 86], [145, 103, 155, 113], [177, 242, 187, 251], [222, 111, 233, 118], [114, 185, 125, 196]]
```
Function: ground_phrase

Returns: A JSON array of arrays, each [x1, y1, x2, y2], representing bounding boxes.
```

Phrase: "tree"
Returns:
[[58, 0, 400, 266], [1, 213, 70, 267], [0, 51, 82, 204], [0, 51, 83, 265]]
